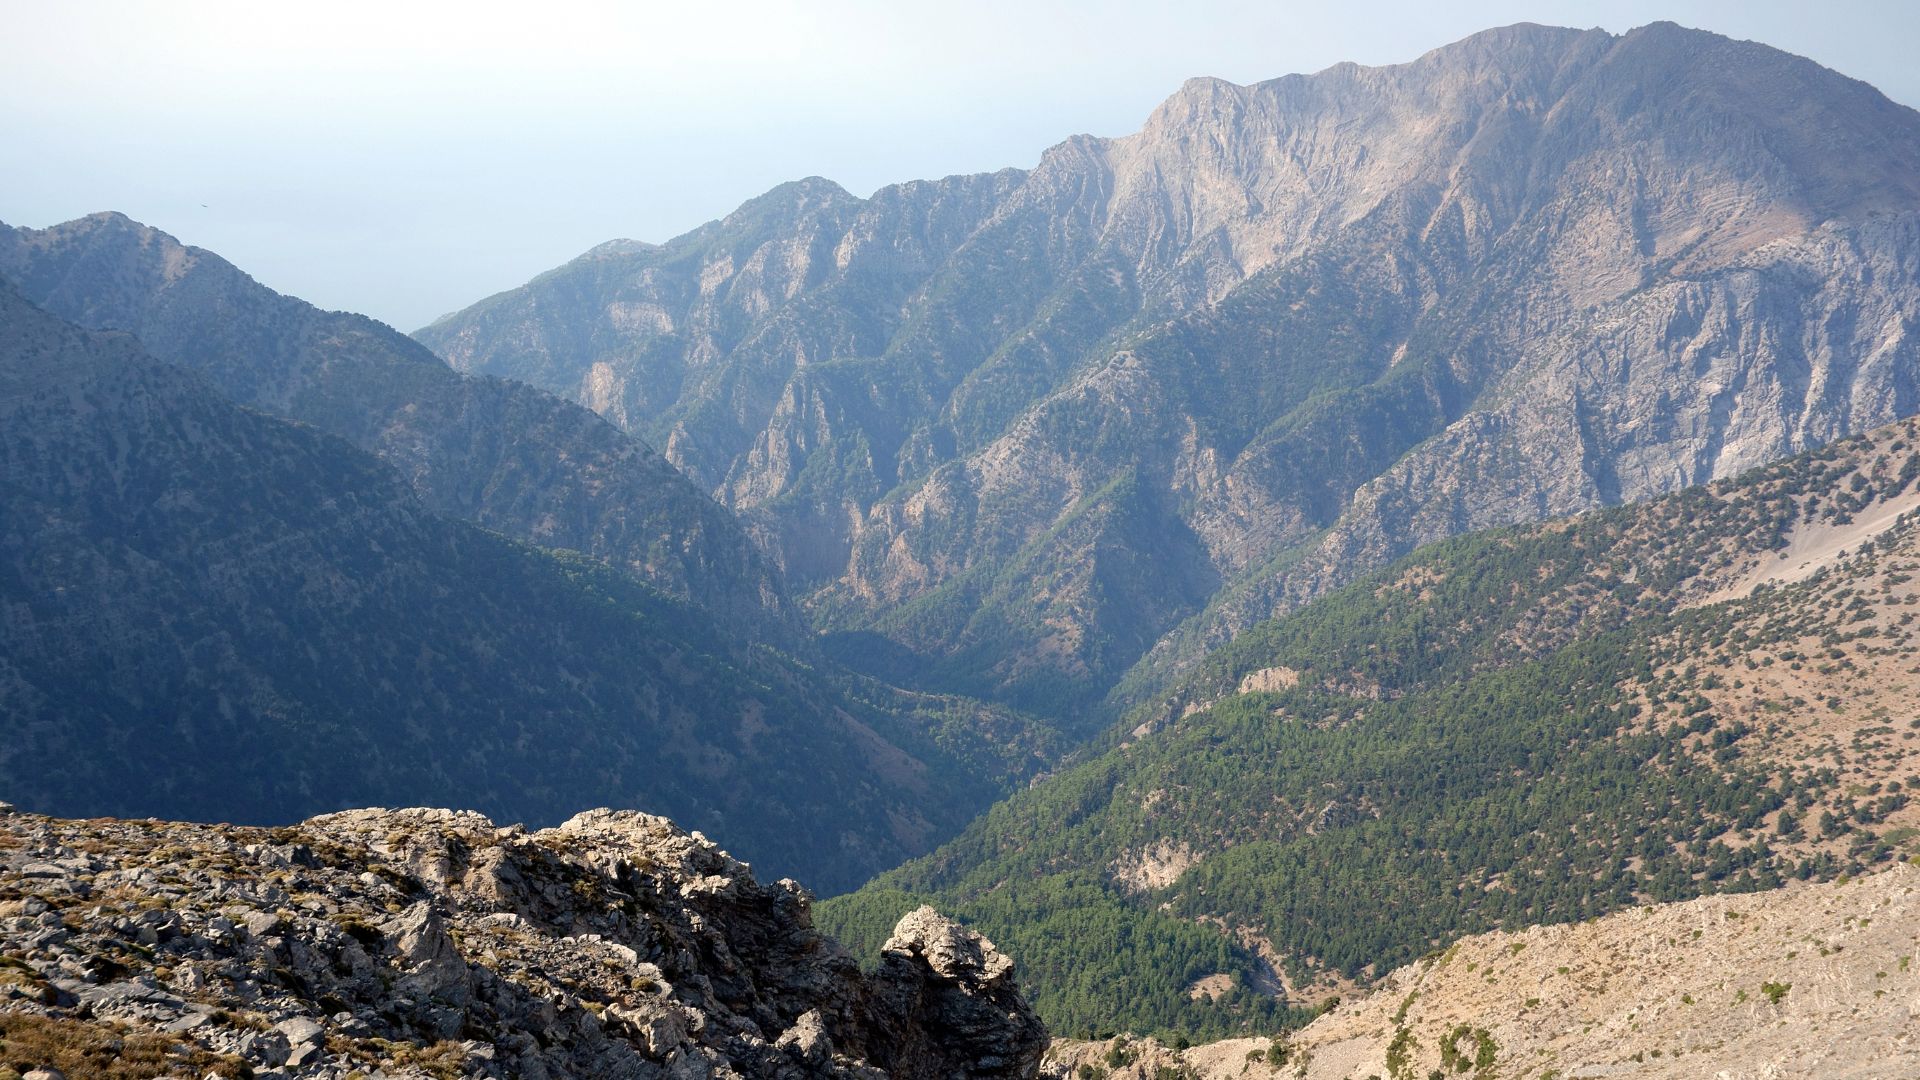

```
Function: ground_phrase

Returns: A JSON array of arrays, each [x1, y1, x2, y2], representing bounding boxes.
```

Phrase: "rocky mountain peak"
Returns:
[[580, 237, 661, 260], [872, 907, 1048, 1079], [719, 176, 864, 232], [1103, 19, 1920, 281], [0, 212, 237, 333], [415, 20, 1920, 720], [883, 905, 1017, 987], [1151, 75, 1246, 116]]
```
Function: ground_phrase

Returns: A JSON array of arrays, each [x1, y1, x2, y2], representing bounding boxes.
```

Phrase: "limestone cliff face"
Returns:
[[1125, 209, 1920, 694], [0, 803, 1049, 1079], [0, 213, 794, 636], [418, 22, 1920, 714]]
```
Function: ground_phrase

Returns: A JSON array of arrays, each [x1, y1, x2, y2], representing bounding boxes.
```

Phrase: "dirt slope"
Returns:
[[1048, 864, 1920, 1079]]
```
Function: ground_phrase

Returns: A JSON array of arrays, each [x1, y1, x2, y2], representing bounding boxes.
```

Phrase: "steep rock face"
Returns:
[[0, 283, 1054, 893], [0, 213, 793, 635], [1125, 211, 1920, 694], [420, 22, 1920, 717], [0, 803, 1048, 1079]]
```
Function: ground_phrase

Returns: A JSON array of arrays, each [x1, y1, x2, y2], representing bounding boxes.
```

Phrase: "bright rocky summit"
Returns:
[[0, 802, 1047, 1079], [419, 21, 1920, 721]]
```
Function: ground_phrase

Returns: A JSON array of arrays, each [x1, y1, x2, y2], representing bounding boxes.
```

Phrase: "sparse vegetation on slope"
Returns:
[[822, 420, 1920, 1038], [1049, 864, 1920, 1079]]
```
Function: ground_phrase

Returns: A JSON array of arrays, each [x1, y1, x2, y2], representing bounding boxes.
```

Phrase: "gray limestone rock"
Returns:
[[413, 21, 1920, 716], [389, 902, 471, 1006], [275, 1016, 325, 1046], [0, 805, 1050, 1079], [865, 907, 1049, 1080]]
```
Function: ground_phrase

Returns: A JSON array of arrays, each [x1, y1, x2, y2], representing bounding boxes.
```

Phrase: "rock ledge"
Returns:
[[0, 806, 1048, 1079]]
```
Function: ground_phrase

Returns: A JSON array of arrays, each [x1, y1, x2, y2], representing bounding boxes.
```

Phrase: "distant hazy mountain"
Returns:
[[820, 418, 1920, 1037], [0, 281, 1056, 893], [0, 212, 792, 637], [419, 22, 1920, 720]]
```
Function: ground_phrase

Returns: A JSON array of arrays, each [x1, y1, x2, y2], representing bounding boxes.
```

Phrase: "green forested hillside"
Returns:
[[0, 211, 798, 638], [820, 421, 1920, 1039], [0, 283, 1059, 894]]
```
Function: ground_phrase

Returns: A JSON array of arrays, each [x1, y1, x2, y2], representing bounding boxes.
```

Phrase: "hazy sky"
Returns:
[[5, 1, 1917, 330]]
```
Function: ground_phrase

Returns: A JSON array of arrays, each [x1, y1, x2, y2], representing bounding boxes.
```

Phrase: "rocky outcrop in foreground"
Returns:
[[0, 803, 1046, 1079]]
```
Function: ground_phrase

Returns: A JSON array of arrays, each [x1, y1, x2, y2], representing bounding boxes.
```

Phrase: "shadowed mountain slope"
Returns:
[[0, 212, 793, 637], [0, 282, 1055, 893]]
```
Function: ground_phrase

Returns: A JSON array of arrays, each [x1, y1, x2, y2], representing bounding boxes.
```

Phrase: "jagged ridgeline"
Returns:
[[418, 22, 1920, 726], [0, 282, 1058, 895], [819, 421, 1920, 1040]]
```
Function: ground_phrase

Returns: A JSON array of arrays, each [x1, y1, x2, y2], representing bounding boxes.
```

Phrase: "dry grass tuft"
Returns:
[[0, 1013, 254, 1079]]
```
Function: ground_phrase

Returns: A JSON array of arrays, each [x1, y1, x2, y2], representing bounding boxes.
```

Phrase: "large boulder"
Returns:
[[862, 906, 1049, 1080]]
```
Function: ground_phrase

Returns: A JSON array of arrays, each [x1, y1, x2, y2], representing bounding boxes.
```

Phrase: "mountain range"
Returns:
[[0, 212, 791, 637], [418, 21, 1920, 722], [5, 17, 1920, 1076]]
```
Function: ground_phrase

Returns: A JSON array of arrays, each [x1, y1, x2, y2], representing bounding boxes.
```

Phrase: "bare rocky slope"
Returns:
[[1043, 863, 1920, 1080], [0, 281, 1055, 893], [0, 801, 1047, 1079], [418, 22, 1920, 719]]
